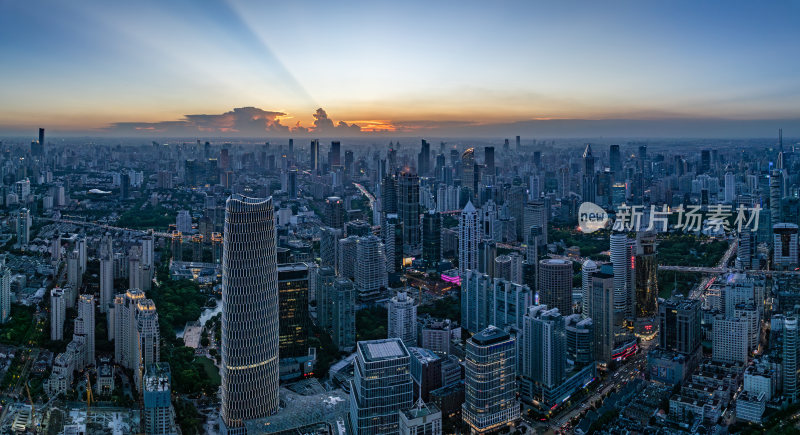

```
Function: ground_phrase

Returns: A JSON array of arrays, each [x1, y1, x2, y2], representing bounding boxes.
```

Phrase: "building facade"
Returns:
[[350, 339, 414, 434], [462, 326, 519, 434], [220, 195, 280, 434]]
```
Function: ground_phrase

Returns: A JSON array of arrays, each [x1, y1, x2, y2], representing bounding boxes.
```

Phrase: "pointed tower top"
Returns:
[[462, 199, 476, 213], [583, 144, 593, 158]]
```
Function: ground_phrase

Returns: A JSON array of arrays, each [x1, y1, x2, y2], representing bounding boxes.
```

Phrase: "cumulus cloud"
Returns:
[[183, 107, 289, 134], [105, 106, 364, 136], [312, 108, 361, 133]]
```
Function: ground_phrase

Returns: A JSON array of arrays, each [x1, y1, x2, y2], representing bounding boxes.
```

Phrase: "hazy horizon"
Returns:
[[1, 109, 799, 140]]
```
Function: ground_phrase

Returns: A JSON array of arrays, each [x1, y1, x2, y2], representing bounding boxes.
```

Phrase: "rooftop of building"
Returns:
[[670, 394, 720, 408], [244, 387, 349, 434], [144, 364, 171, 392], [408, 347, 441, 364], [565, 314, 593, 329], [660, 296, 701, 310], [98, 364, 113, 377], [738, 390, 766, 402], [470, 325, 511, 346], [540, 258, 570, 266], [648, 348, 689, 362], [359, 338, 408, 362], [402, 400, 441, 420], [277, 262, 310, 272]]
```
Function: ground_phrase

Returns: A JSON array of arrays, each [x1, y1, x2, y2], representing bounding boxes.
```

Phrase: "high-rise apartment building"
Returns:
[[337, 236, 358, 280], [176, 209, 192, 234], [581, 259, 597, 318], [99, 234, 114, 313], [565, 314, 594, 366], [522, 305, 565, 389], [331, 278, 356, 352], [459, 201, 479, 274], [310, 139, 320, 172], [355, 235, 388, 303], [422, 211, 441, 269], [135, 299, 160, 390], [329, 140, 341, 167], [461, 270, 532, 333], [484, 146, 495, 179], [67, 250, 82, 295], [526, 225, 543, 263], [313, 267, 337, 332], [609, 144, 621, 175], [75, 294, 95, 367], [770, 168, 782, 230], [278, 263, 309, 359], [582, 144, 596, 204], [589, 272, 615, 364], [0, 260, 11, 323], [774, 223, 799, 270], [143, 364, 177, 435], [659, 297, 701, 355], [324, 196, 345, 229], [408, 346, 442, 402], [51, 287, 66, 341], [462, 326, 519, 433], [128, 246, 142, 291], [610, 231, 634, 319], [491, 278, 532, 331], [538, 259, 573, 315], [634, 231, 658, 333], [712, 314, 749, 365], [524, 201, 548, 247], [785, 317, 799, 404], [381, 174, 398, 230], [349, 339, 414, 434], [114, 289, 145, 370], [384, 213, 403, 274], [418, 139, 431, 176], [319, 227, 342, 272], [462, 148, 476, 197], [399, 170, 421, 253], [220, 195, 279, 434], [17, 208, 30, 247], [389, 291, 418, 348], [724, 172, 736, 203]]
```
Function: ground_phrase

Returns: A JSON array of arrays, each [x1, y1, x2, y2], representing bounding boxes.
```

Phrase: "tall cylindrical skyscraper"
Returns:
[[610, 231, 633, 319], [581, 259, 597, 318], [785, 317, 799, 404], [220, 195, 279, 434], [538, 259, 573, 316]]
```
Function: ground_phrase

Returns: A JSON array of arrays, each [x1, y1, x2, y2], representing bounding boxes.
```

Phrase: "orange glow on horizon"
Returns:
[[350, 120, 398, 132]]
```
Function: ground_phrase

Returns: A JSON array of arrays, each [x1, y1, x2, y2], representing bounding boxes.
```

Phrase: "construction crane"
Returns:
[[25, 382, 36, 433], [85, 373, 94, 423]]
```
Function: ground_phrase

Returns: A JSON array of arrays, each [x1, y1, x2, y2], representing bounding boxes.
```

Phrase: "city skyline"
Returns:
[[2, 1, 800, 137], [5, 1, 800, 433]]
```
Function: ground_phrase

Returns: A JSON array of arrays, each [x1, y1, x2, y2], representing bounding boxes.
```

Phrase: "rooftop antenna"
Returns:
[[780, 128, 784, 152]]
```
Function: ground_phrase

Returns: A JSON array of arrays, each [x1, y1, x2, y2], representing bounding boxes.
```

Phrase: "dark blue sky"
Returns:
[[1, 0, 799, 136]]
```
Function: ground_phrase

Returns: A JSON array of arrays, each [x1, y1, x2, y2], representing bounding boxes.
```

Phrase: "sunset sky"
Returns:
[[1, 0, 799, 137]]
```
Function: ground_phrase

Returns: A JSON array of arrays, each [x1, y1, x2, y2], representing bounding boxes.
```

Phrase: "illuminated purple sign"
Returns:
[[441, 274, 461, 285]]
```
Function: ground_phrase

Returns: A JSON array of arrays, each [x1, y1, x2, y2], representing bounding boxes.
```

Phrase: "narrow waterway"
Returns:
[[175, 298, 221, 338]]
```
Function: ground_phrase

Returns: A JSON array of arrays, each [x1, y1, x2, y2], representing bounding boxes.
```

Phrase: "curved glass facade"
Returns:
[[220, 195, 279, 434]]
